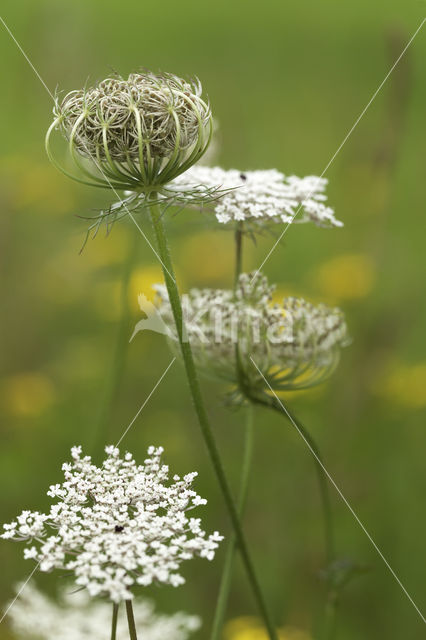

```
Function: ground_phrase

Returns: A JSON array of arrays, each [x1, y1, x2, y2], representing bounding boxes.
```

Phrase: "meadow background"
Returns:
[[0, 1, 425, 638]]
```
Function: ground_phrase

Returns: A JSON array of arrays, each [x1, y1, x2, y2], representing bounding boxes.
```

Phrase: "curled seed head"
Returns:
[[49, 70, 212, 188]]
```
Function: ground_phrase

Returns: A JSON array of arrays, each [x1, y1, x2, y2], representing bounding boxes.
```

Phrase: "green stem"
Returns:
[[89, 230, 139, 454], [249, 392, 335, 566], [111, 603, 119, 640], [210, 405, 255, 640], [247, 392, 337, 637], [282, 402, 334, 565], [211, 220, 255, 639], [234, 221, 244, 285], [149, 198, 278, 640], [323, 591, 338, 640], [284, 405, 334, 565], [125, 600, 138, 640]]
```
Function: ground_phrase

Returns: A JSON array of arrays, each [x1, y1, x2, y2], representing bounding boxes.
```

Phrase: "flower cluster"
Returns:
[[170, 166, 342, 228], [2, 446, 222, 602], [154, 272, 349, 393], [47, 68, 343, 243], [96, 164, 341, 241], [8, 583, 201, 640], [47, 71, 212, 189]]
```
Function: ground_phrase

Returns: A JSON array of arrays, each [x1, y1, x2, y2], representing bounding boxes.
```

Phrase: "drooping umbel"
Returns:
[[155, 272, 349, 400]]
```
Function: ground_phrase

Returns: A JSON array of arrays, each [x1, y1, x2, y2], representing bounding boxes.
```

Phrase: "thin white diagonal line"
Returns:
[[0, 358, 176, 624], [0, 14, 176, 283], [252, 17, 426, 281], [249, 355, 426, 625], [115, 357, 176, 447], [0, 562, 39, 624], [0, 16, 54, 100], [0, 18, 178, 623]]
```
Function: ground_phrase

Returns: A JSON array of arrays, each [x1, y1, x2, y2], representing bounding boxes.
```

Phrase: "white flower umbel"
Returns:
[[95, 165, 340, 242], [1, 446, 223, 602], [8, 583, 201, 640], [169, 166, 342, 228], [155, 272, 349, 396]]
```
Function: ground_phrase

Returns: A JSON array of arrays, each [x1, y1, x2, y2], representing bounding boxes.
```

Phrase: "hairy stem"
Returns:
[[210, 404, 254, 640], [149, 198, 278, 640], [125, 600, 138, 640], [111, 603, 119, 640], [90, 231, 139, 454]]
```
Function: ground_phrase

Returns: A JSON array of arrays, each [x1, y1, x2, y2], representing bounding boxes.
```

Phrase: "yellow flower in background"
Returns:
[[178, 231, 249, 283], [372, 361, 426, 409], [0, 373, 55, 417], [314, 253, 375, 301], [129, 265, 168, 310], [224, 617, 311, 640], [91, 265, 180, 321]]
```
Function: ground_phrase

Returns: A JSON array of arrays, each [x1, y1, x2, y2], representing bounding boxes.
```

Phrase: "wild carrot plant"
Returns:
[[3, 68, 348, 640]]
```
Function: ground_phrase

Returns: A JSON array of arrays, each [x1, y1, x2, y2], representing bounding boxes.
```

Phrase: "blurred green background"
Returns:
[[0, 1, 425, 638]]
